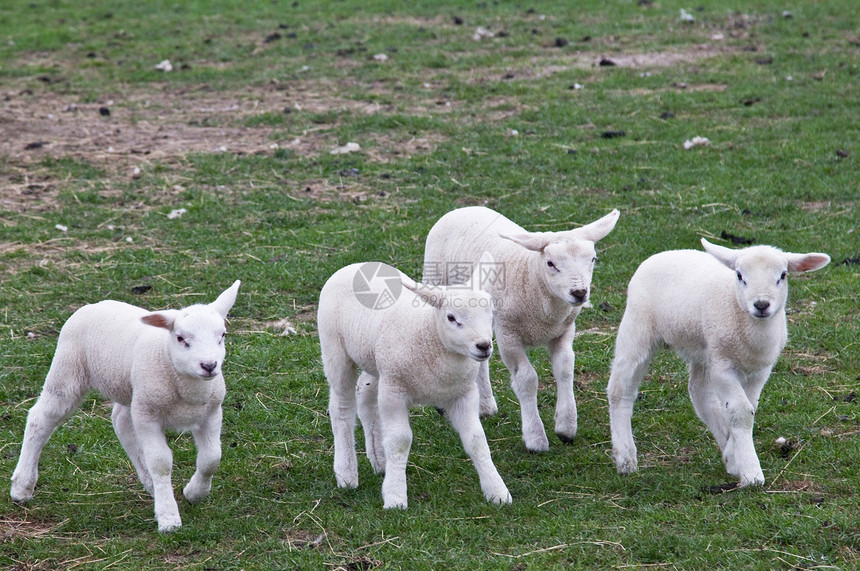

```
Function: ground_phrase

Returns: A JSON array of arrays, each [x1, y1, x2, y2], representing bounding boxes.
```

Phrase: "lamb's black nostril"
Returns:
[[753, 300, 770, 312], [201, 361, 217, 374], [570, 289, 588, 302], [476, 342, 491, 352]]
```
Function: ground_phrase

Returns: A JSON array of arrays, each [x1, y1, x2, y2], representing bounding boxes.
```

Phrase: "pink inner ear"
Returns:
[[790, 254, 831, 273], [141, 314, 171, 329]]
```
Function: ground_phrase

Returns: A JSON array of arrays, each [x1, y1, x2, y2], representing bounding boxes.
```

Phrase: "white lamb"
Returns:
[[317, 255, 511, 509], [10, 280, 241, 533], [607, 239, 830, 486], [423, 206, 620, 452]]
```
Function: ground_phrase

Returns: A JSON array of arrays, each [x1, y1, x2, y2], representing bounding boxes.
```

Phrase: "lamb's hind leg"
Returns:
[[11, 360, 89, 504], [357, 372, 385, 474], [606, 318, 657, 475], [322, 345, 360, 489]]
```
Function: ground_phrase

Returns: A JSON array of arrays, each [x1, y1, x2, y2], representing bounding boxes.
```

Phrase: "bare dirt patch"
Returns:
[[0, 79, 447, 217], [1, 77, 446, 166]]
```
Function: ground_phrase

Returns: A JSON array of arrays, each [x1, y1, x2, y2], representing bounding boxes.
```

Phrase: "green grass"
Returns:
[[1, 0, 858, 568]]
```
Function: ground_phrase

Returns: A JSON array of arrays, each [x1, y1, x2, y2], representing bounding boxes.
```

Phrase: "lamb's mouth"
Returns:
[[471, 350, 492, 361]]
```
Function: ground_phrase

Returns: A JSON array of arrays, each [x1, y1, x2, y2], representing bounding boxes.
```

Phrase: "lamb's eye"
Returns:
[[447, 314, 457, 323], [177, 335, 189, 347], [546, 261, 555, 269], [736, 271, 744, 282], [779, 271, 788, 282], [219, 332, 226, 343], [592, 257, 598, 264]]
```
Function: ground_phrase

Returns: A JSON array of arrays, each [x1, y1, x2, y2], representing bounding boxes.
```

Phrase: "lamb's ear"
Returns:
[[402, 279, 446, 309], [573, 209, 620, 243], [471, 251, 496, 294], [701, 238, 739, 269], [142, 310, 181, 330], [210, 280, 241, 318], [499, 231, 551, 252], [786, 252, 830, 273]]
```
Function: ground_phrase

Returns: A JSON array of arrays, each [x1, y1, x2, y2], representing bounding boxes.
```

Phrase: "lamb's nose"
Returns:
[[476, 341, 491, 353], [201, 361, 217, 374], [753, 300, 770, 312], [570, 289, 588, 303]]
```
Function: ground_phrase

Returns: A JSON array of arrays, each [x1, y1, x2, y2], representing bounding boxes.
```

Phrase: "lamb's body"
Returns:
[[318, 260, 510, 509], [607, 241, 829, 486], [423, 206, 619, 451], [11, 281, 240, 532], [623, 251, 786, 370], [47, 302, 226, 421]]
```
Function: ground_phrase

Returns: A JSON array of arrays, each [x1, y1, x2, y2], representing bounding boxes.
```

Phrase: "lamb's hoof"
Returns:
[[487, 489, 512, 505], [10, 494, 32, 506], [523, 432, 550, 453], [183, 485, 210, 505], [157, 517, 182, 534], [614, 459, 638, 475], [383, 498, 407, 510], [9, 484, 34, 505], [738, 474, 765, 488], [555, 432, 575, 444], [479, 400, 499, 418]]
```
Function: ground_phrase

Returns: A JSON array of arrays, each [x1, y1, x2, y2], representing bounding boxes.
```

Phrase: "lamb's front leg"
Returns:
[[111, 404, 153, 495], [135, 418, 182, 533], [183, 406, 223, 505], [687, 363, 729, 450], [377, 386, 412, 509], [710, 364, 764, 487], [548, 326, 577, 444], [497, 333, 549, 452], [446, 388, 511, 505]]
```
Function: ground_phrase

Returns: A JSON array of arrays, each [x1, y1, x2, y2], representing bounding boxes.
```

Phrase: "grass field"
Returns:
[[1, 0, 858, 568]]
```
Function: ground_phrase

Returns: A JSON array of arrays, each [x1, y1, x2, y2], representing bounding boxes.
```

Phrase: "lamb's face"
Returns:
[[731, 249, 789, 320], [436, 289, 494, 361], [168, 308, 229, 379], [541, 239, 598, 306]]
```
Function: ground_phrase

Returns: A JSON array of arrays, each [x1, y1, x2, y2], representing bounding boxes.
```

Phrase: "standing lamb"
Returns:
[[317, 254, 511, 509], [607, 239, 830, 486], [10, 280, 241, 533], [423, 206, 620, 452]]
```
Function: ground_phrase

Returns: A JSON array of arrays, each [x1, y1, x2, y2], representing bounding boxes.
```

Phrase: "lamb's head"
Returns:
[[500, 209, 619, 306], [404, 253, 494, 361], [702, 239, 830, 320], [141, 280, 241, 379]]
